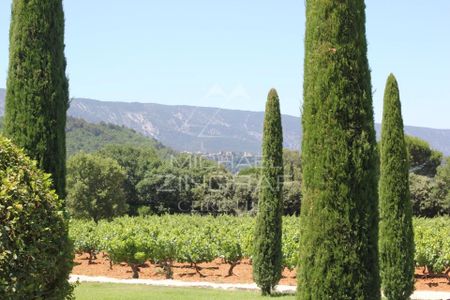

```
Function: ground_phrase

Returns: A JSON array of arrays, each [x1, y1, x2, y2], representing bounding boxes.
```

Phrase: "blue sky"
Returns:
[[0, 1, 449, 129]]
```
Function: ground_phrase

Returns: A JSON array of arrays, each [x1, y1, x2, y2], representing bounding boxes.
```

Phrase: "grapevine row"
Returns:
[[69, 216, 449, 279]]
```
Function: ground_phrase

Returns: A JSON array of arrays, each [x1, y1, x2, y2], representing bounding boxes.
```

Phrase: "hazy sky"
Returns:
[[0, 1, 449, 129]]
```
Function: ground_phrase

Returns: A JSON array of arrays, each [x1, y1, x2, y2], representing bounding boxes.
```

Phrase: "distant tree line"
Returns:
[[1, 115, 447, 220], [64, 133, 449, 222], [65, 144, 301, 220], [406, 136, 450, 216]]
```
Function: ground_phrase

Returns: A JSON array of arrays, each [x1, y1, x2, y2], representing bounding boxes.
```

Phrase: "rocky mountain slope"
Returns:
[[1, 88, 449, 155]]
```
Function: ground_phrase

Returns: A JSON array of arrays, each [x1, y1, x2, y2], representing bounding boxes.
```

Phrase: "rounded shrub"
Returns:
[[0, 136, 73, 299]]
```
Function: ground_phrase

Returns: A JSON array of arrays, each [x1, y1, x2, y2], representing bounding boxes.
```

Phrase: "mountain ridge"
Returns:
[[1, 88, 449, 155]]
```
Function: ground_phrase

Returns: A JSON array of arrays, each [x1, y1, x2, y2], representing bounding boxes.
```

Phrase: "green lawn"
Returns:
[[74, 283, 296, 300]]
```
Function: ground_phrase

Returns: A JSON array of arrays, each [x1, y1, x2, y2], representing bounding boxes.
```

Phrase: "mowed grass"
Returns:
[[74, 283, 296, 300]]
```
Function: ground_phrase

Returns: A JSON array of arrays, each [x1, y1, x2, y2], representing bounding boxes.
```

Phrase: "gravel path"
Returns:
[[70, 274, 450, 300]]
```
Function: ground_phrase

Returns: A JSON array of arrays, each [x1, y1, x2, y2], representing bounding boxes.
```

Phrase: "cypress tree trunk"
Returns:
[[298, 1, 380, 299], [253, 88, 284, 296], [4, 0, 69, 198], [379, 74, 415, 300]]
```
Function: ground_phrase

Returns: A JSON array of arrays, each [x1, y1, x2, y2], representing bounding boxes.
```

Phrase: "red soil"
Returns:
[[72, 253, 450, 292]]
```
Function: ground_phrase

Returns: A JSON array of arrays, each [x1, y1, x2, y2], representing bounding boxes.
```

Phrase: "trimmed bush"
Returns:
[[0, 136, 73, 299]]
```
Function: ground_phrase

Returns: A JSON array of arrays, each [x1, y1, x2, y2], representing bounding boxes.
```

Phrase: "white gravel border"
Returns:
[[70, 274, 450, 300]]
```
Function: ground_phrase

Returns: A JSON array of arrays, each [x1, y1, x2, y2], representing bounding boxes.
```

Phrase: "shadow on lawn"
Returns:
[[268, 292, 295, 298]]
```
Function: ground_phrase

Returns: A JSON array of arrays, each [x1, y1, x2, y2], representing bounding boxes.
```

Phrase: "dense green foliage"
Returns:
[[69, 220, 99, 264], [238, 149, 301, 216], [69, 215, 450, 281], [36, 116, 450, 218], [253, 89, 284, 295], [0, 136, 73, 299], [0, 116, 170, 158], [67, 153, 128, 222], [4, 0, 68, 198], [64, 117, 444, 217], [66, 117, 170, 157], [299, 0, 380, 299], [409, 155, 449, 217], [379, 74, 415, 300], [409, 174, 438, 217], [97, 145, 162, 215], [404, 135, 446, 217], [70, 216, 255, 279], [433, 157, 450, 215], [68, 145, 248, 217], [137, 153, 224, 214], [406, 135, 442, 177], [413, 217, 450, 273], [192, 168, 254, 215]]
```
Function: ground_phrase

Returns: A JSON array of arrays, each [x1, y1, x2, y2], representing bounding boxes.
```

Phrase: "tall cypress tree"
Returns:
[[298, 1, 380, 299], [379, 74, 415, 300], [4, 0, 69, 198], [253, 88, 284, 296]]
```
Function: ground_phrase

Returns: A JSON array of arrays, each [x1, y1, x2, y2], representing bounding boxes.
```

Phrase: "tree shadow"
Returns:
[[268, 292, 296, 298]]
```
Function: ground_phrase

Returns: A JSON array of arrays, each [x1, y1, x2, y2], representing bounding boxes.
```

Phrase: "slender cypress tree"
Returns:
[[253, 88, 284, 296], [298, 1, 380, 299], [4, 0, 69, 198], [379, 74, 415, 300]]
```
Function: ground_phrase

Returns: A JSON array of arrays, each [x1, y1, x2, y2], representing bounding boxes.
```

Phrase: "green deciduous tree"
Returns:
[[253, 89, 284, 295], [66, 153, 128, 222], [405, 136, 442, 177], [298, 1, 380, 299], [4, 0, 69, 198], [379, 74, 415, 300], [137, 153, 221, 214], [238, 150, 302, 216], [98, 145, 162, 215], [409, 173, 440, 217], [66, 117, 168, 157], [433, 157, 450, 215], [0, 136, 73, 299]]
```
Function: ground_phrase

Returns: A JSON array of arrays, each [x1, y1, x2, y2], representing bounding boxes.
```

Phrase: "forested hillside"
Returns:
[[1, 116, 171, 157], [66, 117, 171, 157]]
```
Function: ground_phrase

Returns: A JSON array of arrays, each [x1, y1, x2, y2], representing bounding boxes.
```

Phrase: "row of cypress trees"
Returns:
[[253, 1, 415, 299], [3, 0, 416, 298], [254, 80, 414, 299], [297, 0, 414, 299]]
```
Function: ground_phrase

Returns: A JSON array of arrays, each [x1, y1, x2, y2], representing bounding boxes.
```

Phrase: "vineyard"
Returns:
[[69, 216, 450, 280]]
